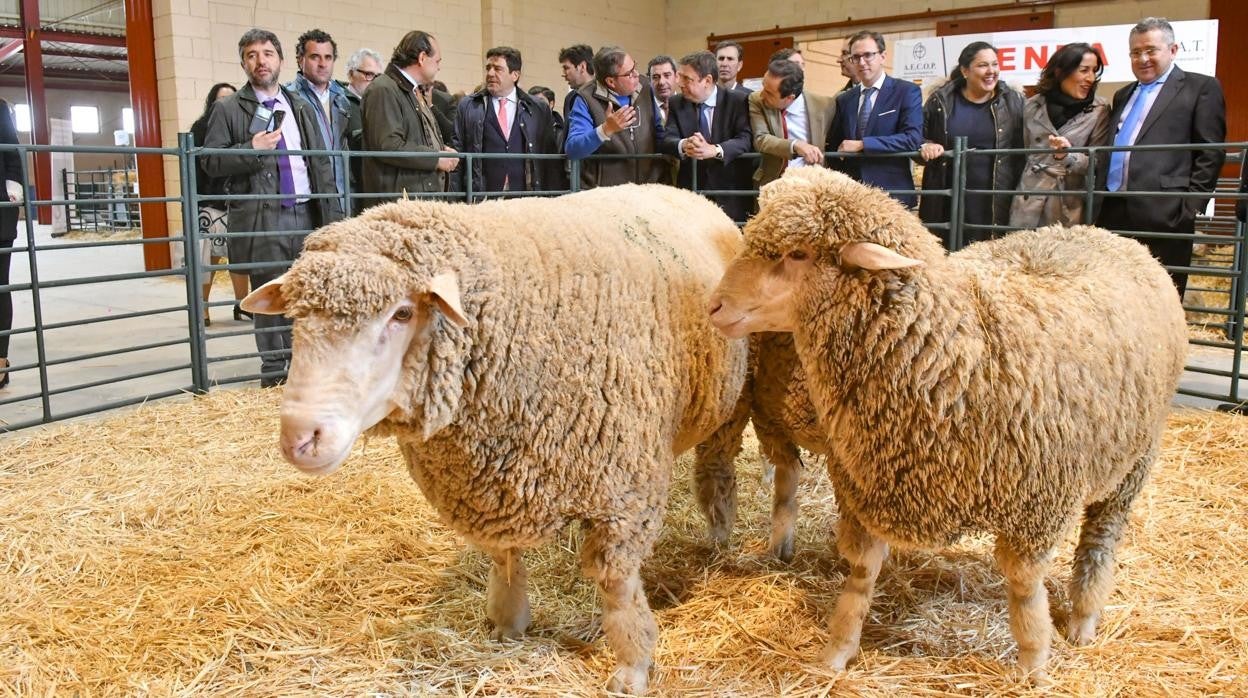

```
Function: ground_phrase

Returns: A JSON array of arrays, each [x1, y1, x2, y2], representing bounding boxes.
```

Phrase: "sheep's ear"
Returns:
[[240, 274, 288, 315], [840, 242, 924, 271], [427, 272, 468, 327]]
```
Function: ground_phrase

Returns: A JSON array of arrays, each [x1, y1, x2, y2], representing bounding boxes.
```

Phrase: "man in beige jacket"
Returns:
[[749, 58, 835, 188]]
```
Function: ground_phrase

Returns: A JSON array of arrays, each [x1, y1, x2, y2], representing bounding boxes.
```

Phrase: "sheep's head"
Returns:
[[240, 207, 473, 475], [708, 167, 940, 337]]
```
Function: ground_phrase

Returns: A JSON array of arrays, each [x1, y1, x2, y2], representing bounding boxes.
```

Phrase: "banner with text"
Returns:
[[893, 19, 1218, 85]]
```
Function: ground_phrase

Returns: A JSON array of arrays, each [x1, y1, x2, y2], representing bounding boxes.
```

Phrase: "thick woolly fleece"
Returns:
[[747, 167, 1187, 559], [280, 184, 749, 578]]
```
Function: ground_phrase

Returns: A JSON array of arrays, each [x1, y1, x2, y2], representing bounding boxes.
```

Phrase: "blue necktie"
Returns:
[[1107, 81, 1159, 192], [698, 102, 711, 137], [856, 87, 876, 139], [262, 98, 296, 208]]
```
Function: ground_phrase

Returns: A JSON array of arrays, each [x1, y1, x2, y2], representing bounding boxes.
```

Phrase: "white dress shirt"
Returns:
[[253, 87, 311, 201]]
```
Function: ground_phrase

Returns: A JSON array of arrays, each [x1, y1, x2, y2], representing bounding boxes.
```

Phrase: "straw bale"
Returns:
[[1, 390, 1245, 696]]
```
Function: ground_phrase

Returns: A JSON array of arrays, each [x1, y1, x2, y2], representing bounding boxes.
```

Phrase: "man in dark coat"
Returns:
[[361, 30, 459, 203], [657, 50, 754, 224], [453, 46, 558, 200], [1095, 16, 1226, 296], [827, 31, 923, 207], [202, 28, 343, 387]]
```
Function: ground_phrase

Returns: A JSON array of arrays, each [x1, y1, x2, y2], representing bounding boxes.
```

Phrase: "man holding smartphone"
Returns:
[[203, 27, 343, 388]]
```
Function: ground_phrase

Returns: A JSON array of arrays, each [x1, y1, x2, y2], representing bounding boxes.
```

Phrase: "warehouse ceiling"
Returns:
[[0, 0, 128, 89]]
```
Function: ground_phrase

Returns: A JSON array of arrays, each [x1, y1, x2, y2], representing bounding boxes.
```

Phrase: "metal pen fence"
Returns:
[[0, 138, 1245, 432]]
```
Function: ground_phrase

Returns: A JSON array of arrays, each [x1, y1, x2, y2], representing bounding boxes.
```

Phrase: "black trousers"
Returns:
[[248, 203, 310, 381], [0, 241, 12, 359], [1096, 197, 1193, 297]]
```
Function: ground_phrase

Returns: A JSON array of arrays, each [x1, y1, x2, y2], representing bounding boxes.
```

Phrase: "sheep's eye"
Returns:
[[787, 250, 809, 261], [393, 307, 414, 323]]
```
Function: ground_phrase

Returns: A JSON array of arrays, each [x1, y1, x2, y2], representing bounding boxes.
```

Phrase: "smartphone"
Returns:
[[268, 109, 286, 132]]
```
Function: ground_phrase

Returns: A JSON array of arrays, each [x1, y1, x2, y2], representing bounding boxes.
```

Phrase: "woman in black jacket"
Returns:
[[917, 42, 1025, 245], [189, 82, 252, 325]]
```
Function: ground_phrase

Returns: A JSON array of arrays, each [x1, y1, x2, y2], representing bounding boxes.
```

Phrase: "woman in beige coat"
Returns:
[[1009, 43, 1110, 228]]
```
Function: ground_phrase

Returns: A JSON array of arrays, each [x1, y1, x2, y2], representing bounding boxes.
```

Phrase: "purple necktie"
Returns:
[[263, 98, 296, 208]]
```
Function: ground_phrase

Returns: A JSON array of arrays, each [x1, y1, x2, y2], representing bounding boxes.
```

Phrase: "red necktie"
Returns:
[[780, 109, 789, 139]]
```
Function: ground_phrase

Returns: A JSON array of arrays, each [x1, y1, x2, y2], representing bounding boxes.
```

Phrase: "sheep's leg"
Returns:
[[758, 433, 802, 562], [693, 388, 751, 547], [484, 546, 530, 641], [581, 519, 660, 695], [995, 541, 1056, 682], [1068, 446, 1155, 645], [821, 513, 888, 670]]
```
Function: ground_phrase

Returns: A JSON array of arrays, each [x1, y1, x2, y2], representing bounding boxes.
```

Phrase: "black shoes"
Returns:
[[233, 303, 253, 321]]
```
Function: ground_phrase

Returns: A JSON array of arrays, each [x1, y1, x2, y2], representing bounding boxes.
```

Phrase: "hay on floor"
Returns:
[[1, 390, 1245, 696]]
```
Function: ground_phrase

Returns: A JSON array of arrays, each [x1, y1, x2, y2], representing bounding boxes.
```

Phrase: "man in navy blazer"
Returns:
[[1095, 17, 1225, 296], [658, 50, 754, 223], [827, 31, 923, 207]]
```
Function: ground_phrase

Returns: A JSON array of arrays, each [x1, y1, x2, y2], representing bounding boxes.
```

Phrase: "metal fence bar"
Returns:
[[180, 132, 209, 393], [3, 139, 1248, 430]]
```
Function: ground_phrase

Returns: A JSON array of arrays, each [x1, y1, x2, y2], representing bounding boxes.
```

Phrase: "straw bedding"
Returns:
[[1, 389, 1245, 696]]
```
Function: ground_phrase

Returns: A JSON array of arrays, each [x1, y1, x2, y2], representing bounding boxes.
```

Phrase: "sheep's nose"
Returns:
[[280, 423, 322, 463], [707, 295, 724, 316]]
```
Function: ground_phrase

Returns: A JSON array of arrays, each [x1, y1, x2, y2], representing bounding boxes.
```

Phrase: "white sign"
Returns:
[[894, 19, 1219, 85]]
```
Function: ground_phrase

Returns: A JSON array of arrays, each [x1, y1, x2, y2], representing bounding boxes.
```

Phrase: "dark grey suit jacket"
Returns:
[[1096, 66, 1226, 231]]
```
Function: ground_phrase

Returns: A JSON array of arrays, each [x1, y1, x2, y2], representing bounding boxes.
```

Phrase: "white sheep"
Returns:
[[707, 167, 1187, 681], [241, 184, 748, 695]]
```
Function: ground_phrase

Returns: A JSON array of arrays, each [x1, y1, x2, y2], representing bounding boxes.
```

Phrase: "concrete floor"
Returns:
[[0, 223, 1244, 432], [1, 223, 256, 430]]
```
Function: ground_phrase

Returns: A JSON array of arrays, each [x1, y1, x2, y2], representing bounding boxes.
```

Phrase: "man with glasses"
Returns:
[[340, 47, 382, 213], [1095, 16, 1225, 296], [344, 48, 383, 99], [564, 46, 666, 188], [657, 50, 753, 223], [827, 30, 923, 207]]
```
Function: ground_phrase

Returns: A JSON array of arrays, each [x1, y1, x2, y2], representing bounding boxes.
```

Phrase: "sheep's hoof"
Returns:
[[1065, 613, 1098, 646], [606, 665, 649, 695], [1016, 648, 1051, 686], [819, 641, 857, 671], [706, 524, 731, 549], [489, 623, 526, 642], [769, 531, 795, 563], [1017, 664, 1052, 688]]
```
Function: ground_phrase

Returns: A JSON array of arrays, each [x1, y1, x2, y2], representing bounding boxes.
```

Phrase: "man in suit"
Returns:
[[714, 40, 752, 95], [361, 30, 459, 204], [647, 55, 678, 127], [453, 46, 558, 200], [1095, 16, 1226, 296], [658, 50, 754, 223], [749, 58, 834, 188], [827, 30, 923, 207]]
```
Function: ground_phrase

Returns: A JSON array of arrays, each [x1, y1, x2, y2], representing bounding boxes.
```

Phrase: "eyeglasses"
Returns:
[[613, 66, 639, 79], [353, 69, 379, 81], [1128, 47, 1166, 61], [849, 51, 880, 64]]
